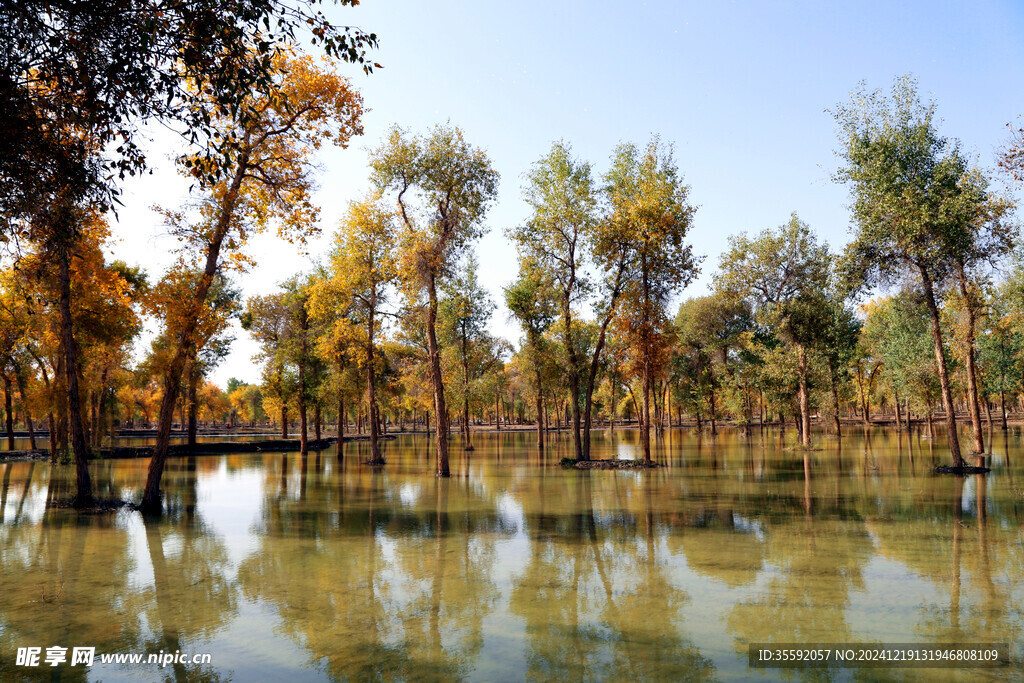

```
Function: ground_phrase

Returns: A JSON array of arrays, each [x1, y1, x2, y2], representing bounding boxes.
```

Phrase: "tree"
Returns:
[[604, 138, 698, 462], [140, 52, 364, 512], [439, 257, 495, 452], [147, 268, 239, 447], [945, 166, 1015, 452], [245, 293, 295, 438], [816, 298, 861, 436], [2, 214, 143, 497], [312, 196, 400, 464], [1, 0, 377, 228], [277, 276, 324, 454], [509, 142, 595, 459], [833, 76, 1016, 466], [229, 382, 265, 427], [505, 267, 558, 447], [674, 293, 752, 434], [718, 214, 832, 447], [981, 262, 1024, 430], [862, 292, 941, 431], [999, 117, 1024, 185], [369, 124, 499, 477], [2, 1, 375, 507]]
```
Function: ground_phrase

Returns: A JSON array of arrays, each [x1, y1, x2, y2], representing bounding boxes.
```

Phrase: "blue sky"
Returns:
[[110, 0, 1024, 385]]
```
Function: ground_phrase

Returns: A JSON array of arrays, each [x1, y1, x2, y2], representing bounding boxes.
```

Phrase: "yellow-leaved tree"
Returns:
[[369, 124, 498, 476], [141, 52, 364, 513], [310, 195, 400, 464]]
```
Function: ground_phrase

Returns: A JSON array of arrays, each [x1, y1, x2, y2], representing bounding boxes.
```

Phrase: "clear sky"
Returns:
[[107, 0, 1024, 387]]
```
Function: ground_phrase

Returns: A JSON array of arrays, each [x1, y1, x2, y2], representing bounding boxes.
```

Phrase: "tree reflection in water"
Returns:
[[0, 457, 234, 682], [237, 457, 509, 680], [0, 428, 1023, 680]]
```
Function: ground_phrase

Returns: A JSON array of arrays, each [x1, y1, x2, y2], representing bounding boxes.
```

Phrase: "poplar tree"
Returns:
[[140, 53, 364, 512], [369, 124, 498, 477], [606, 138, 698, 463], [717, 214, 832, 448], [439, 257, 495, 452], [833, 76, 1016, 466], [313, 196, 400, 464], [509, 142, 595, 459], [505, 266, 558, 448]]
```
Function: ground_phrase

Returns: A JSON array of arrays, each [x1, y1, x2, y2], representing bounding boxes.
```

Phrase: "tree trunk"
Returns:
[[337, 390, 345, 442], [281, 405, 288, 439], [759, 389, 765, 429], [47, 413, 56, 459], [894, 386, 903, 432], [460, 325, 474, 451], [535, 369, 544, 448], [58, 249, 93, 506], [561, 290, 585, 462], [3, 374, 14, 450], [141, 141, 250, 513], [425, 274, 449, 476], [366, 345, 381, 464], [582, 284, 621, 459], [24, 410, 36, 451], [708, 380, 718, 436], [857, 364, 870, 425], [666, 385, 672, 428], [920, 267, 965, 467], [831, 370, 842, 438], [30, 356, 55, 461], [1000, 387, 1008, 431], [365, 300, 382, 463], [796, 343, 811, 448], [641, 347, 652, 464], [957, 267, 984, 453], [187, 363, 198, 448]]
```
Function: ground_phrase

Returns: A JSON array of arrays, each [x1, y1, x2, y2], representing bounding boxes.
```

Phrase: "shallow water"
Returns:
[[0, 427, 1022, 681], [0, 433, 293, 451]]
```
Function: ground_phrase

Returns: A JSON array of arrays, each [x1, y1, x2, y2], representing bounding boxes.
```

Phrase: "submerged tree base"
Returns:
[[561, 458, 660, 469], [362, 459, 387, 466], [0, 450, 51, 462], [50, 498, 135, 513], [933, 464, 991, 475]]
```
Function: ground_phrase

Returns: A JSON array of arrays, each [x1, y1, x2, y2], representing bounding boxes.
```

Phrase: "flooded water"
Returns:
[[0, 427, 1022, 681], [0, 433, 294, 451]]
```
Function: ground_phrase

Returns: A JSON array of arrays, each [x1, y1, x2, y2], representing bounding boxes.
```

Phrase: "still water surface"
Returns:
[[0, 428, 1022, 681]]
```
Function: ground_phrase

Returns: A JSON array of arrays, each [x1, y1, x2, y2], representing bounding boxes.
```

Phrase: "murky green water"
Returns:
[[1, 427, 1022, 681]]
